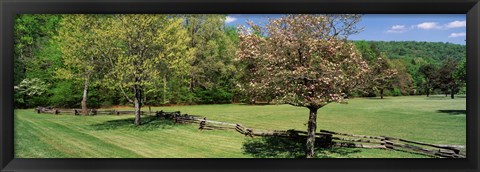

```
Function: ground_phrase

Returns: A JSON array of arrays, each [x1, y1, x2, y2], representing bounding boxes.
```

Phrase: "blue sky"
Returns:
[[225, 14, 466, 45]]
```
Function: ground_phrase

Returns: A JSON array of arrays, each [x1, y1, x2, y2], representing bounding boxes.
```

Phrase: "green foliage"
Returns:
[[194, 87, 233, 104], [362, 41, 465, 61], [14, 14, 62, 85], [381, 87, 398, 97], [103, 14, 193, 104], [56, 15, 108, 81], [13, 14, 64, 108], [354, 41, 465, 97], [362, 56, 398, 98], [14, 14, 466, 109], [435, 58, 461, 98], [454, 57, 467, 83], [48, 80, 82, 107], [184, 15, 238, 104]]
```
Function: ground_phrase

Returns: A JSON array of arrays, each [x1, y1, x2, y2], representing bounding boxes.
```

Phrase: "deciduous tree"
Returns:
[[237, 14, 368, 158], [436, 58, 459, 99], [184, 15, 237, 103], [104, 15, 191, 125], [418, 63, 438, 97], [368, 57, 398, 99], [56, 15, 110, 115]]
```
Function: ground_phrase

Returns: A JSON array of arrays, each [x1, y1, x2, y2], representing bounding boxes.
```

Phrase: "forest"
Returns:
[[14, 14, 466, 109]]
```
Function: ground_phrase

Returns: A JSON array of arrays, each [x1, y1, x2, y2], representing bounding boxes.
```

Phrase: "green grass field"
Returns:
[[14, 95, 466, 158]]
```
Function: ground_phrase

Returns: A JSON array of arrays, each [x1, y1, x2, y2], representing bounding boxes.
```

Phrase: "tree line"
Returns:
[[14, 15, 466, 111], [354, 40, 466, 99], [15, 14, 238, 111]]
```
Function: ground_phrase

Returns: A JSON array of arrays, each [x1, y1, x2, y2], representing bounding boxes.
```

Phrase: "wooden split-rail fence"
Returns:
[[165, 112, 466, 158], [35, 106, 466, 158], [35, 106, 149, 116]]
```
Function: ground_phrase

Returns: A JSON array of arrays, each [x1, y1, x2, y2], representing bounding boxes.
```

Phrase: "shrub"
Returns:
[[391, 88, 402, 96], [48, 80, 82, 108]]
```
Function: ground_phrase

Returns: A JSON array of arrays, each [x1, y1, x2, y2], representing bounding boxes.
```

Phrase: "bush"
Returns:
[[457, 86, 466, 94], [100, 100, 113, 108], [194, 87, 232, 104], [391, 88, 402, 96]]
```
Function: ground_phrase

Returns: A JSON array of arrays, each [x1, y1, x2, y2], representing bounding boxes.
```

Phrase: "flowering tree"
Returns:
[[237, 14, 369, 158], [235, 24, 271, 104], [14, 78, 49, 107]]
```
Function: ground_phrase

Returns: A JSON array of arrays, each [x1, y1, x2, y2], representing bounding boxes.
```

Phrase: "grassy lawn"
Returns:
[[14, 95, 466, 158]]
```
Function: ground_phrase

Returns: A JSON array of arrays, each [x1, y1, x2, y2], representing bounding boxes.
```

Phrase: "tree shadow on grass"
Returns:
[[237, 103, 274, 106], [437, 110, 466, 115], [90, 116, 177, 131], [364, 97, 389, 100], [427, 96, 450, 100], [242, 136, 361, 158], [426, 95, 466, 100]]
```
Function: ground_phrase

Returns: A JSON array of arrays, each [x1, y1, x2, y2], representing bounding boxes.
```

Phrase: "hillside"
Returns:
[[353, 41, 466, 96], [354, 41, 466, 64]]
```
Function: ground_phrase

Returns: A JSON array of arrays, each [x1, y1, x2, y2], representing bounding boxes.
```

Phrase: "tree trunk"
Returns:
[[134, 86, 142, 126], [450, 86, 455, 99], [81, 75, 90, 116], [250, 96, 256, 105], [426, 85, 430, 97], [189, 73, 194, 93], [380, 89, 384, 99], [306, 107, 318, 158], [163, 74, 167, 104]]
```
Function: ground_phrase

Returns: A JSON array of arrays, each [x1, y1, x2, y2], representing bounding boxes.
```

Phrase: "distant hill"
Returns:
[[353, 40, 466, 96], [353, 41, 466, 64]]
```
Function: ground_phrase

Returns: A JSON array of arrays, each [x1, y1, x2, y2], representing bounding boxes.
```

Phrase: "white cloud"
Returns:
[[225, 16, 237, 23], [445, 20, 466, 29], [392, 25, 406, 30], [414, 21, 466, 30], [416, 22, 442, 30], [386, 25, 407, 33], [448, 32, 466, 38]]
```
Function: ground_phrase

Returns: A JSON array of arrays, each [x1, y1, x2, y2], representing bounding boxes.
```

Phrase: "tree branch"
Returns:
[[120, 85, 134, 103]]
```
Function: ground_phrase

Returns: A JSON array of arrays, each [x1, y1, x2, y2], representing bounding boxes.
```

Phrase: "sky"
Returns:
[[224, 14, 466, 45]]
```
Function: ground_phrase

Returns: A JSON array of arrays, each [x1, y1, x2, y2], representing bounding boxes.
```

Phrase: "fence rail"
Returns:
[[35, 106, 150, 116], [169, 112, 466, 158]]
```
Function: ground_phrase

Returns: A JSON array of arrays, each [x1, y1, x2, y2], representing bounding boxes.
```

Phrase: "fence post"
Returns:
[[157, 110, 164, 118], [199, 117, 206, 130], [173, 113, 178, 124], [246, 128, 254, 138]]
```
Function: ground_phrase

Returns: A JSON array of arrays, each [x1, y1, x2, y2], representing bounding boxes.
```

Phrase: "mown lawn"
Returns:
[[15, 95, 466, 158]]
